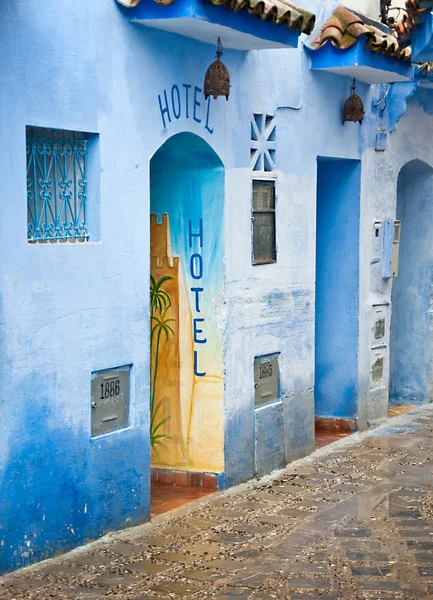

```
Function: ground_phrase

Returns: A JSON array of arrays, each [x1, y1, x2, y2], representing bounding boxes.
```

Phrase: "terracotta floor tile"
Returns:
[[151, 482, 214, 518], [315, 430, 351, 449]]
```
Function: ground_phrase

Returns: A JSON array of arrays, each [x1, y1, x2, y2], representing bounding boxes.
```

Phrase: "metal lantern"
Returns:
[[204, 37, 230, 101], [343, 78, 365, 124]]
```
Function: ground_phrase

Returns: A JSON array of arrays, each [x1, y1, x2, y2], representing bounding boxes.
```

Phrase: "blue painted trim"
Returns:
[[121, 0, 299, 48], [411, 12, 433, 63], [309, 42, 413, 83], [216, 472, 226, 489]]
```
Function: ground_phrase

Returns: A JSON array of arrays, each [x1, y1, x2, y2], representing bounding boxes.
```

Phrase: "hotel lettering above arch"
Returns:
[[157, 83, 215, 134]]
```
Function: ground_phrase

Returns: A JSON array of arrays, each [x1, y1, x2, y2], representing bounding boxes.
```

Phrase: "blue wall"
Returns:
[[0, 0, 400, 573], [0, 0, 245, 571], [315, 158, 360, 420], [390, 160, 433, 404], [0, 399, 148, 571]]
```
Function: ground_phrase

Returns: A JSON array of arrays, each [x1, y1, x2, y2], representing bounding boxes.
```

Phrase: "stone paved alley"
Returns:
[[4, 407, 433, 600]]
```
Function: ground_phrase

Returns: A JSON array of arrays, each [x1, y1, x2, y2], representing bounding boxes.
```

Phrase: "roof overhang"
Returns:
[[117, 0, 302, 50], [309, 42, 414, 84], [411, 11, 433, 62]]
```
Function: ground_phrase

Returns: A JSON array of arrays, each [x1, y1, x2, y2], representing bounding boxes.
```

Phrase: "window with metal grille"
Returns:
[[26, 127, 90, 242], [252, 180, 276, 264]]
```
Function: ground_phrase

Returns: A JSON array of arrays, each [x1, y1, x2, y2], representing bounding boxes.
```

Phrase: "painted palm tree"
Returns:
[[150, 275, 175, 452]]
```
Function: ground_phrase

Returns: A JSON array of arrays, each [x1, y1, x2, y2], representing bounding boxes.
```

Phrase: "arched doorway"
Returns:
[[149, 133, 224, 514], [390, 159, 433, 407]]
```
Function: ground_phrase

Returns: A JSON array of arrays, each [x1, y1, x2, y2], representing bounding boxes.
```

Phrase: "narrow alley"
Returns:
[[2, 406, 433, 600]]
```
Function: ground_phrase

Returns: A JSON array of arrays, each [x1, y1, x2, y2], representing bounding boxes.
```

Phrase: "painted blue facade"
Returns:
[[2, 0, 433, 575]]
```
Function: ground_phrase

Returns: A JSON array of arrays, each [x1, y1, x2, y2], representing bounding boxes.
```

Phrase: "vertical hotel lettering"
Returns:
[[189, 219, 206, 376]]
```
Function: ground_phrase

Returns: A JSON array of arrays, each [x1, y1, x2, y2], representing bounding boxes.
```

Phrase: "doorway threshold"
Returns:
[[388, 404, 418, 418], [151, 482, 214, 518], [314, 417, 354, 449], [315, 428, 351, 449]]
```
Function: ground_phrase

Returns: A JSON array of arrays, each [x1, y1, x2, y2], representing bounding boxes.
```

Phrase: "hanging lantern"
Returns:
[[204, 37, 230, 101], [343, 78, 365, 124]]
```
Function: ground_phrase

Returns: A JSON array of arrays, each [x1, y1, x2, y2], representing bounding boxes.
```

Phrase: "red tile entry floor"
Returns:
[[388, 404, 418, 418], [151, 483, 214, 518], [314, 416, 354, 449], [315, 428, 351, 449]]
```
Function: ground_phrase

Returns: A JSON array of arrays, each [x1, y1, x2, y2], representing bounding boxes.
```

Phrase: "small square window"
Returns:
[[252, 180, 276, 264], [26, 127, 97, 243]]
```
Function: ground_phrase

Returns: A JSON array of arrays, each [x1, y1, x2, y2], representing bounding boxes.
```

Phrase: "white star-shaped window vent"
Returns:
[[250, 113, 276, 172]]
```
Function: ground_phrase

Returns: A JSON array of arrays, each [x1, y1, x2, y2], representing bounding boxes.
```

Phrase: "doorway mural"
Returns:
[[150, 133, 224, 473]]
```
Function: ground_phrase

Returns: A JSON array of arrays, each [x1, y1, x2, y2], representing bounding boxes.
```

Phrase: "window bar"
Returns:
[[43, 138, 49, 239], [62, 139, 69, 237], [53, 137, 59, 238], [32, 138, 38, 239]]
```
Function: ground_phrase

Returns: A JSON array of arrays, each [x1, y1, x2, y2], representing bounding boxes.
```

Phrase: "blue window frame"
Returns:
[[26, 127, 89, 242]]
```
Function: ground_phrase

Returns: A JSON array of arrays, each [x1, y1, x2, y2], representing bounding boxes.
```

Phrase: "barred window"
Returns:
[[26, 127, 90, 242], [252, 180, 276, 264]]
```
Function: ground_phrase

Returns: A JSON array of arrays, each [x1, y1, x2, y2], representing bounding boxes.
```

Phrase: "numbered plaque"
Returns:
[[254, 354, 279, 407], [91, 366, 130, 437]]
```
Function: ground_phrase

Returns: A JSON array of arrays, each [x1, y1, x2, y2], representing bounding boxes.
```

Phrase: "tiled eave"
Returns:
[[117, 0, 315, 33], [209, 0, 314, 35], [395, 0, 433, 44], [308, 7, 414, 84], [115, 0, 315, 50], [313, 7, 411, 61]]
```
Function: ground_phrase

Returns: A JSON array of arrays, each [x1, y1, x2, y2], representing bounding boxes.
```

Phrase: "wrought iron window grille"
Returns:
[[26, 127, 89, 243]]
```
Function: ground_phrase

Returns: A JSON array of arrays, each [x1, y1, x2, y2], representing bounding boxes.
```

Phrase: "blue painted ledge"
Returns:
[[117, 0, 301, 50], [308, 42, 414, 84]]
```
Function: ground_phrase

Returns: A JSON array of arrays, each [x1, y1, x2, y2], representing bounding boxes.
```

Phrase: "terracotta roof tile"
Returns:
[[313, 6, 411, 61], [117, 0, 315, 34], [208, 0, 315, 34], [395, 0, 431, 43]]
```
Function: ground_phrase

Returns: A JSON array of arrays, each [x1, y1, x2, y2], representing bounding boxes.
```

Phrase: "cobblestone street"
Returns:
[[3, 407, 433, 600]]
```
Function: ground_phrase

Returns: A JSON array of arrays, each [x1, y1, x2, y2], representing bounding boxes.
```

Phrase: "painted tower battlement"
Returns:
[[150, 213, 173, 260], [150, 212, 193, 468], [150, 256, 179, 271]]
